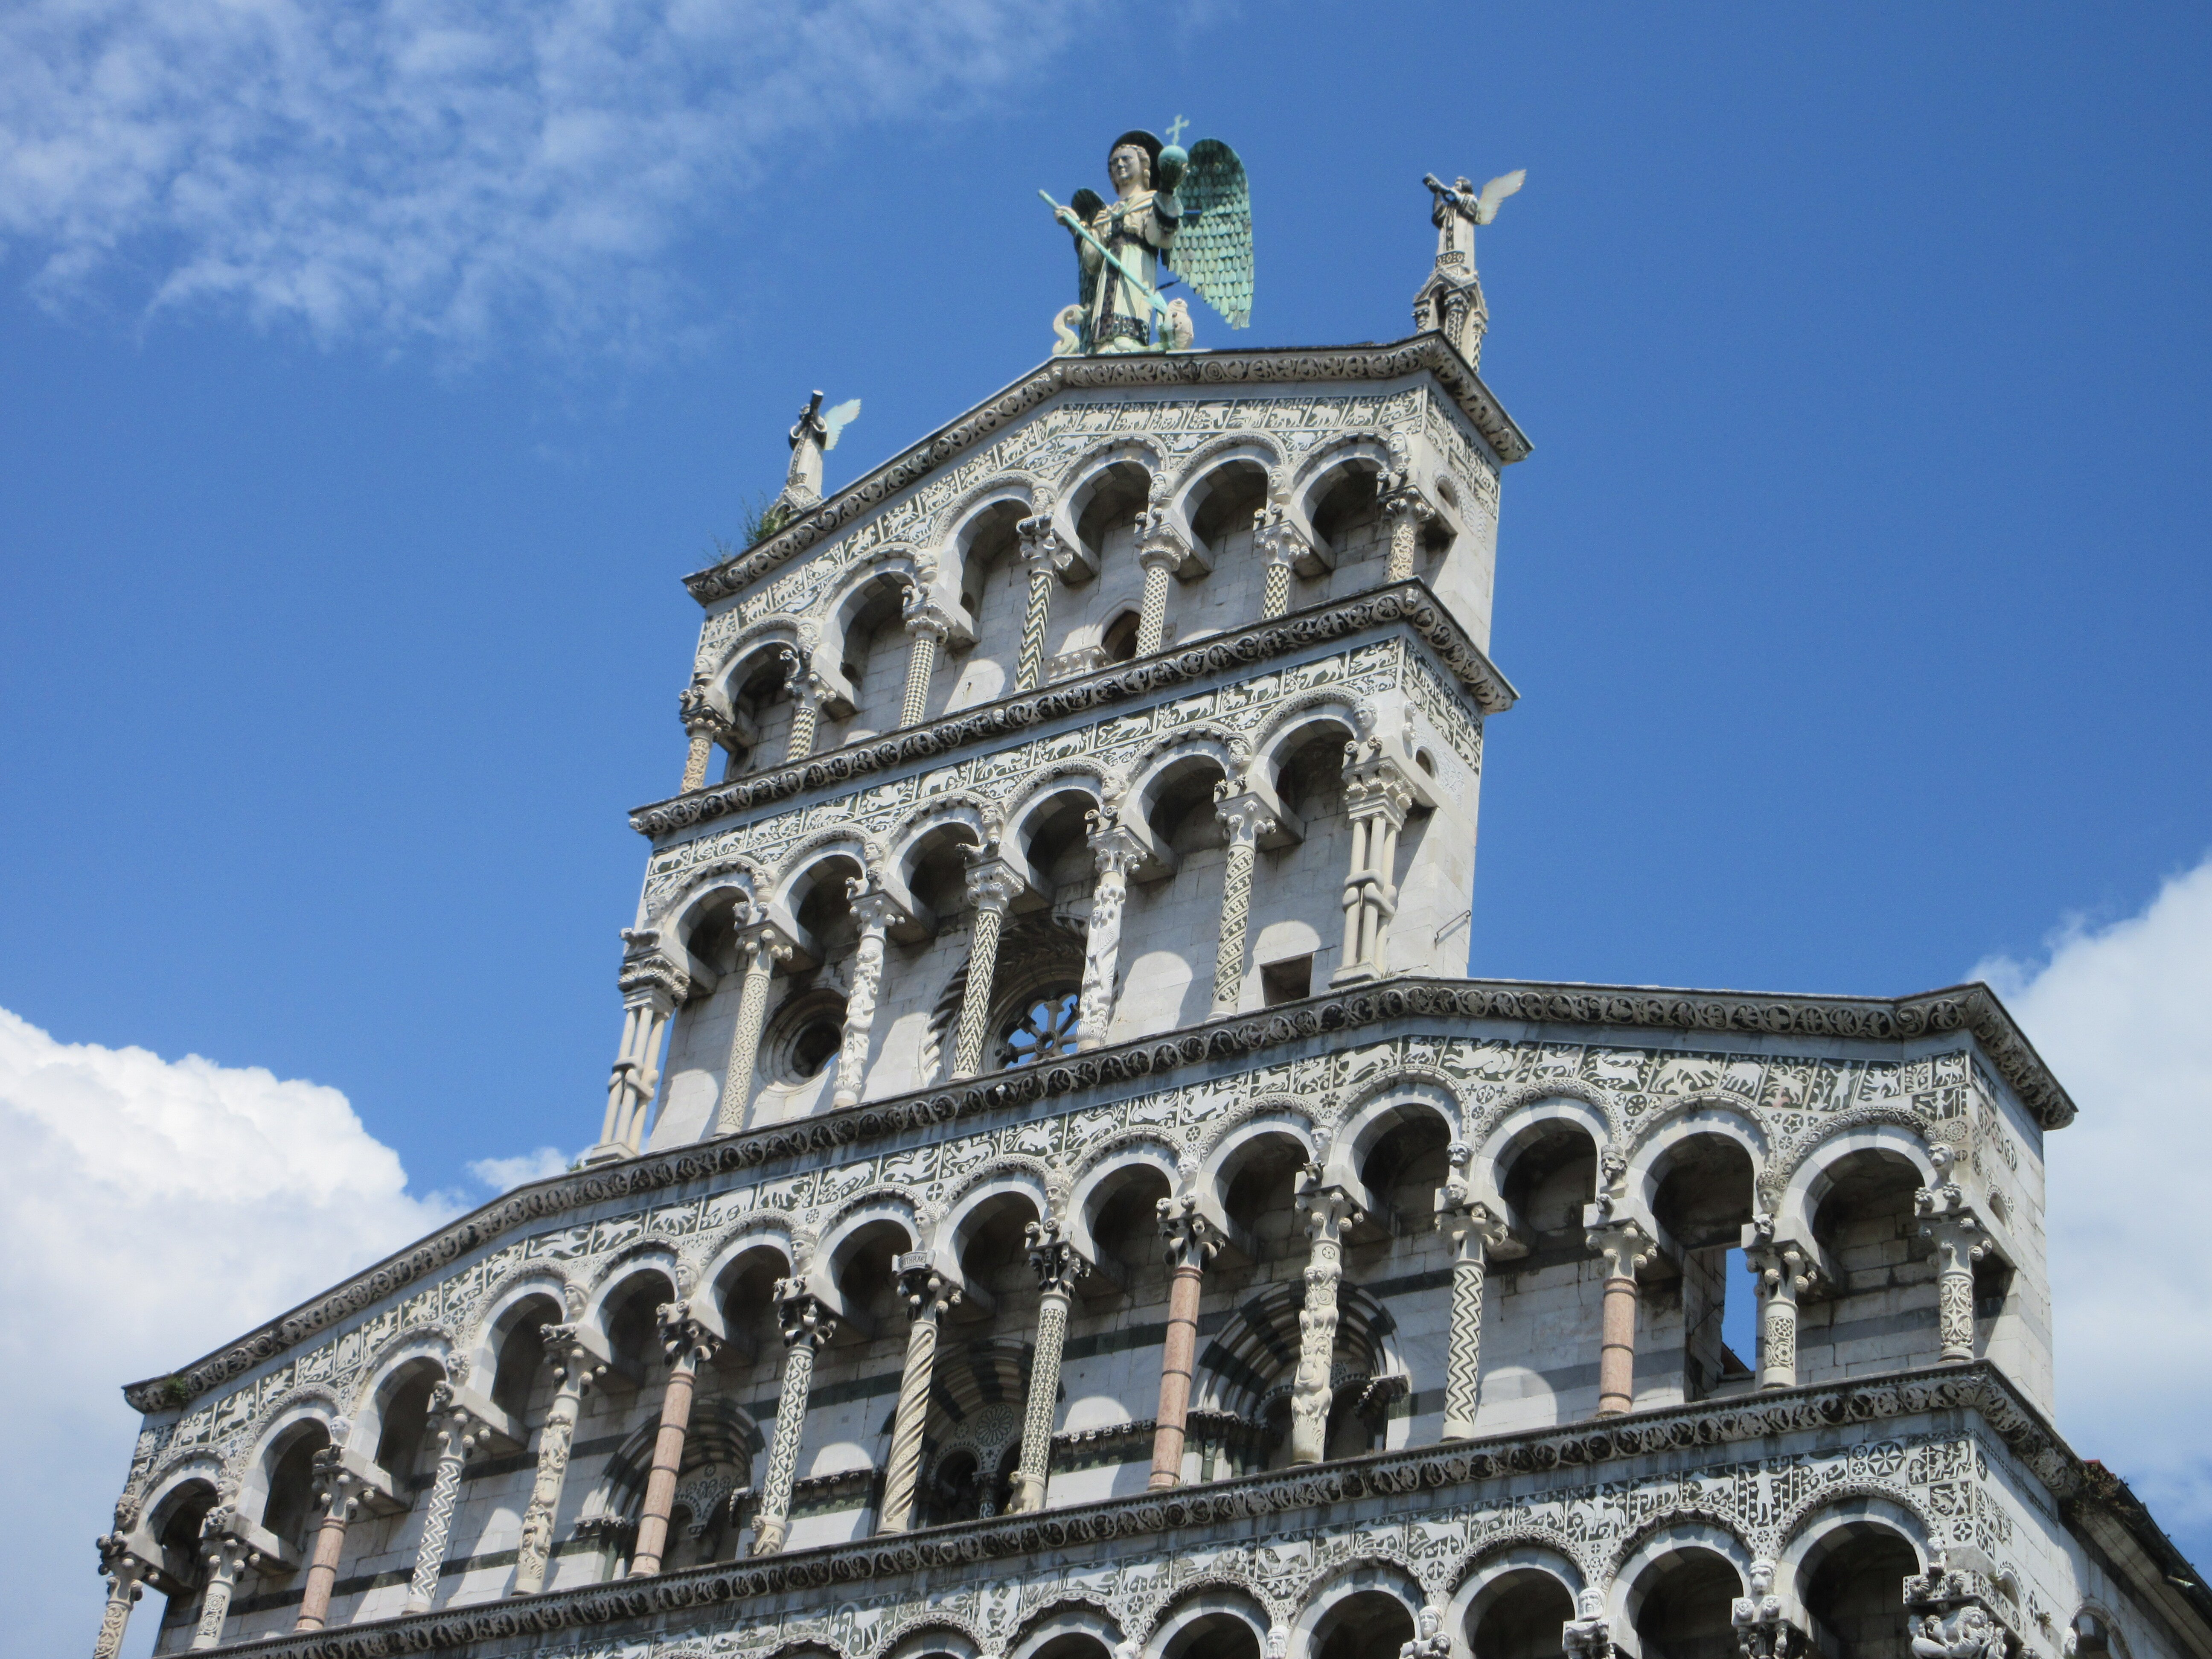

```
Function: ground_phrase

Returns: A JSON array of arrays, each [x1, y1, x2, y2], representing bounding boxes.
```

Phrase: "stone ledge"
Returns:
[[185, 1364, 2075, 1658], [680, 333, 1532, 608], [629, 579, 1516, 839], [122, 978, 2074, 1415]]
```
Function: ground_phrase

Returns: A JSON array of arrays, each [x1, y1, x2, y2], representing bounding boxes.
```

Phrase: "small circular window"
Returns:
[[1001, 990, 1081, 1067], [763, 991, 848, 1085]]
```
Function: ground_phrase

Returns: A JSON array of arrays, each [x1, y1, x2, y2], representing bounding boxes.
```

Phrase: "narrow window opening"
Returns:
[[1102, 610, 1141, 662], [1260, 956, 1312, 1006]]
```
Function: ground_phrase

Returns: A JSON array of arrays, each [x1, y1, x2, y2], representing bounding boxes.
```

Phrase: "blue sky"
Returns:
[[3, 3, 2209, 1648]]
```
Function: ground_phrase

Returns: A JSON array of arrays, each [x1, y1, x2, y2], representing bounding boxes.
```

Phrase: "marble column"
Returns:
[[715, 921, 794, 1134], [190, 1513, 256, 1652], [878, 1258, 959, 1533], [1746, 1238, 1815, 1390], [678, 676, 731, 793], [597, 935, 689, 1159], [834, 883, 901, 1110], [1010, 1218, 1085, 1513], [1587, 1220, 1656, 1416], [1076, 820, 1139, 1051], [91, 1537, 151, 1659], [1922, 1214, 1985, 1363], [513, 1325, 599, 1594], [949, 859, 1025, 1080], [1289, 1172, 1363, 1465], [777, 646, 824, 763], [1211, 788, 1278, 1015], [899, 594, 950, 727], [1253, 506, 1309, 622], [1381, 485, 1432, 584], [1013, 516, 1061, 694], [751, 1285, 836, 1555], [1150, 1196, 1220, 1489], [1435, 1166, 1508, 1441], [294, 1448, 361, 1630], [404, 1385, 486, 1615], [1133, 541, 1180, 658], [1331, 745, 1414, 987], [630, 1310, 720, 1576]]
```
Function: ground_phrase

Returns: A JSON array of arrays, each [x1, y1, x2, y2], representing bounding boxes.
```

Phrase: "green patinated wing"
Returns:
[[1167, 139, 1252, 329]]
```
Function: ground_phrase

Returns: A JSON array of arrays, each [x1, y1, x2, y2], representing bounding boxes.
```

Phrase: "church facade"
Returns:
[[92, 192, 2210, 1659]]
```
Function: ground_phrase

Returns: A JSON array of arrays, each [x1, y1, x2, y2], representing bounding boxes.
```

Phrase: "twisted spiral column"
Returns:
[[877, 1261, 959, 1533], [1211, 789, 1277, 1014], [898, 600, 949, 727], [950, 860, 1024, 1080]]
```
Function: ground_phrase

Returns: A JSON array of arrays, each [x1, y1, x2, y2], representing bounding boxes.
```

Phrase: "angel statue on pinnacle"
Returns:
[[773, 389, 861, 518], [1040, 123, 1252, 356]]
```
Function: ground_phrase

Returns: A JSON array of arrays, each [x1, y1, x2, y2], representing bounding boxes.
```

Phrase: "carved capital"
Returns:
[[655, 1303, 720, 1366], [1294, 1167, 1364, 1241], [617, 929, 691, 1007], [893, 1254, 960, 1320], [1434, 1192, 1508, 1257], [963, 853, 1027, 915], [901, 587, 954, 643], [847, 878, 910, 934], [1212, 783, 1279, 846], [1157, 1194, 1223, 1270], [1024, 1217, 1088, 1295], [1587, 1219, 1658, 1281], [773, 1282, 837, 1350]]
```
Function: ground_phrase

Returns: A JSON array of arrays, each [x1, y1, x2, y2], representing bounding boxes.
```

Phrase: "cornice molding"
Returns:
[[681, 333, 1532, 608], [632, 581, 1514, 840], [186, 1365, 2082, 1659], [124, 978, 2072, 1416]]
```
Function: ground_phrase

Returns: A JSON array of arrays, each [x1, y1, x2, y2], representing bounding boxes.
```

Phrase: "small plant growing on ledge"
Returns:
[[740, 492, 792, 549]]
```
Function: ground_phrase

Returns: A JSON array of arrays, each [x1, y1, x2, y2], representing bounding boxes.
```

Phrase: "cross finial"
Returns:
[[1164, 114, 1188, 146]]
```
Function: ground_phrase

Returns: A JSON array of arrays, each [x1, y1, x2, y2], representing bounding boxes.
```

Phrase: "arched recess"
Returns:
[[359, 1351, 449, 1489], [1066, 1143, 1181, 1280], [1193, 1278, 1402, 1473], [1633, 1112, 1763, 1401], [1245, 704, 1363, 1000], [1292, 1561, 1423, 1659], [1448, 1544, 1585, 1659], [822, 560, 923, 743], [1778, 1499, 1927, 1659], [1055, 450, 1159, 659], [1010, 1602, 1126, 1659], [944, 494, 1033, 712], [252, 1409, 335, 1561], [711, 635, 809, 780], [582, 1397, 766, 1570], [1176, 449, 1273, 620], [1146, 1584, 1270, 1659], [476, 1282, 571, 1426], [1784, 1128, 1946, 1383], [1109, 743, 1235, 1041], [1202, 1114, 1316, 1263], [885, 1624, 984, 1659], [1611, 1525, 1751, 1659], [140, 1465, 222, 1600]]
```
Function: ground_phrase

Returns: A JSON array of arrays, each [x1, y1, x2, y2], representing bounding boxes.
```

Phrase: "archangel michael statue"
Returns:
[[1042, 127, 1252, 355]]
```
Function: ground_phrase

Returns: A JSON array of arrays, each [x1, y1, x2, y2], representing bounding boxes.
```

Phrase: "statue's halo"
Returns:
[[1108, 129, 1164, 180]]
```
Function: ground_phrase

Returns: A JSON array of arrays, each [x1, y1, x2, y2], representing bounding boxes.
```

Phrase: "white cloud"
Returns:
[[0, 0, 1076, 347], [1971, 854, 2212, 1547], [468, 1144, 573, 1191], [0, 1006, 463, 1658]]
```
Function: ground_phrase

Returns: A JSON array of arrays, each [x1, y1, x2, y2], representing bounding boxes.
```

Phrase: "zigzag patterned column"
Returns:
[[1435, 1166, 1508, 1441], [404, 1386, 485, 1614], [899, 595, 949, 726]]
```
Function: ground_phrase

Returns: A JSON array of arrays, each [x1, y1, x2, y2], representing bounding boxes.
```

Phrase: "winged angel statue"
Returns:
[[773, 389, 861, 517], [1042, 128, 1252, 355]]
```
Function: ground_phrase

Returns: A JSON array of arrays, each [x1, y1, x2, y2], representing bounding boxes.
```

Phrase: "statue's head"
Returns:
[[1107, 129, 1163, 195]]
